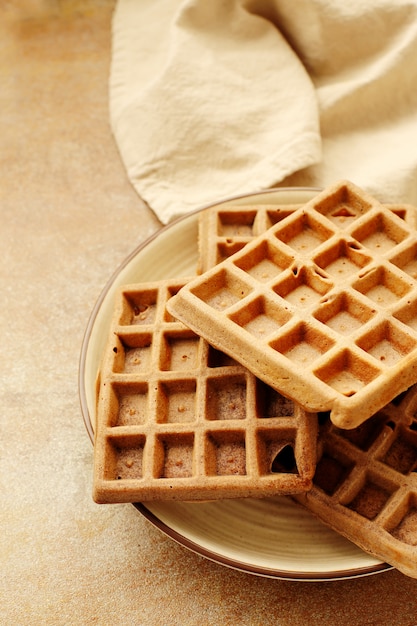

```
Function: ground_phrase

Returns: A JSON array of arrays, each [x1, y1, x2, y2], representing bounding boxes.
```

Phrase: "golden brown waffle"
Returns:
[[198, 201, 417, 274], [93, 278, 318, 503], [293, 384, 417, 579], [168, 181, 417, 429]]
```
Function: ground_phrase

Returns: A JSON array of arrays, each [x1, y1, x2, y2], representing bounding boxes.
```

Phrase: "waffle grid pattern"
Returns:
[[169, 182, 417, 429], [294, 385, 417, 579], [198, 203, 302, 273], [199, 201, 417, 272], [93, 279, 317, 503]]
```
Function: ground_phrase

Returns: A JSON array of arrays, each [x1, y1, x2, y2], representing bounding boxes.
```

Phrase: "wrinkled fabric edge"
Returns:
[[127, 131, 321, 223], [108, 0, 322, 223]]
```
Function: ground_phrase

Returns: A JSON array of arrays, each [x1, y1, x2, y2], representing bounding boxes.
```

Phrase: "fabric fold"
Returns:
[[110, 0, 417, 223], [110, 0, 321, 223]]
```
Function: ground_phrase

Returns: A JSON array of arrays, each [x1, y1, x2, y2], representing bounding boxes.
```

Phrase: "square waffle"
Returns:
[[93, 278, 318, 503], [167, 181, 417, 429], [294, 384, 417, 579]]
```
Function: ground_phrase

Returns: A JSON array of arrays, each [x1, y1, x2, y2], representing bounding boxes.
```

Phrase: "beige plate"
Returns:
[[79, 188, 392, 581]]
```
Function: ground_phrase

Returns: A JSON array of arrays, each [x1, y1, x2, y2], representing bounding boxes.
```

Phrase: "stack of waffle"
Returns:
[[93, 181, 417, 579]]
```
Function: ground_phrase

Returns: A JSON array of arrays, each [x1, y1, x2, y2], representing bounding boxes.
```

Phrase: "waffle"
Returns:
[[198, 201, 417, 274], [93, 278, 318, 503], [293, 384, 417, 579], [168, 181, 417, 429]]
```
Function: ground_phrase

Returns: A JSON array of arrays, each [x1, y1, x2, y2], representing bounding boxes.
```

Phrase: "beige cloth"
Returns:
[[110, 0, 417, 224]]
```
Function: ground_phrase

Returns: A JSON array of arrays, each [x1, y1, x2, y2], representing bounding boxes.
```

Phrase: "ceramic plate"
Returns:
[[79, 188, 392, 581]]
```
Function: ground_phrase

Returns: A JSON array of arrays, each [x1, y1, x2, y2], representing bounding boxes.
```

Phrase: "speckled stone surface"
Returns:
[[2, 2, 417, 624]]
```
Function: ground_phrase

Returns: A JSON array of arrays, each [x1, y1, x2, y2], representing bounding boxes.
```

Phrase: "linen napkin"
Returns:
[[110, 0, 417, 224]]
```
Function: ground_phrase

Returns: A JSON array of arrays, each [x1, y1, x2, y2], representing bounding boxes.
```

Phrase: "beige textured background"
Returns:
[[2, 2, 417, 624]]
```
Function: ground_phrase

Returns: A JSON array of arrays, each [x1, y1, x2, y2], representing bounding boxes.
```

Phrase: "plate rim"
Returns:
[[133, 502, 391, 581], [78, 186, 392, 581]]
